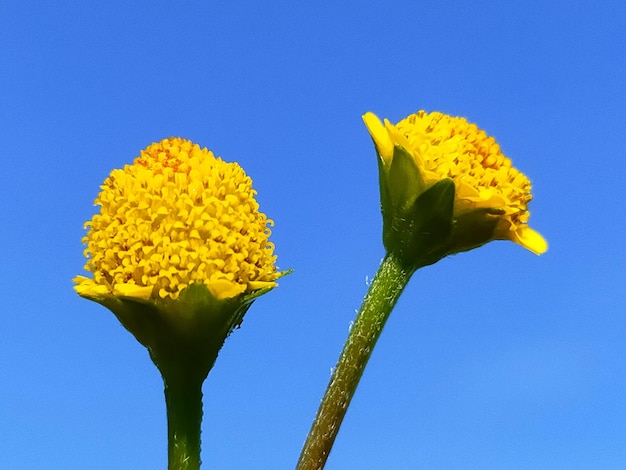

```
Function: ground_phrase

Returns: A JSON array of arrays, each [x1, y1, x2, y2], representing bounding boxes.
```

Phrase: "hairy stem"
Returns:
[[296, 253, 414, 470]]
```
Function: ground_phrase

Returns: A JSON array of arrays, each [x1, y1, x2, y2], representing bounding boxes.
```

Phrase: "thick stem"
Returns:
[[164, 373, 204, 470], [296, 253, 415, 470]]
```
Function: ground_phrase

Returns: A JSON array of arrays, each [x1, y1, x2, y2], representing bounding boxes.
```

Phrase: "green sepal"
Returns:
[[377, 145, 428, 251], [408, 178, 456, 266], [387, 145, 426, 211], [83, 284, 271, 382], [448, 207, 503, 255], [384, 178, 456, 269], [376, 152, 393, 238]]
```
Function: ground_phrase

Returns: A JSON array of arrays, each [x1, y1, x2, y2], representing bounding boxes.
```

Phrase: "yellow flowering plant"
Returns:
[[75, 138, 285, 470], [75, 112, 546, 470], [296, 111, 547, 469]]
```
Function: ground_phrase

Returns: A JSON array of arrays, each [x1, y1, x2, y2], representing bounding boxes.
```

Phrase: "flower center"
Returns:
[[396, 111, 533, 226], [80, 138, 278, 300]]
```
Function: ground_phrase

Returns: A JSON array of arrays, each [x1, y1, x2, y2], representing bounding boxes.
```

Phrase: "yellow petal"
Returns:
[[247, 280, 278, 291], [113, 283, 154, 300], [383, 120, 409, 148], [455, 180, 482, 199], [362, 112, 394, 161], [74, 278, 111, 297], [512, 226, 548, 255], [206, 279, 247, 300]]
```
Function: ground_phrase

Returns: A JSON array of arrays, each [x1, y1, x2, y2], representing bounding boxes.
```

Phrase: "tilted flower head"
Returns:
[[74, 137, 284, 378], [363, 111, 547, 269]]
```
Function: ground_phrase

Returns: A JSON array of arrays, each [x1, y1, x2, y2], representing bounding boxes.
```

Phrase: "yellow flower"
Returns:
[[74, 138, 285, 379], [363, 111, 547, 268], [75, 137, 280, 301]]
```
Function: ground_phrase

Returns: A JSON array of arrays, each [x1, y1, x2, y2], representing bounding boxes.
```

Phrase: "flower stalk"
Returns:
[[296, 253, 415, 470], [164, 373, 204, 470]]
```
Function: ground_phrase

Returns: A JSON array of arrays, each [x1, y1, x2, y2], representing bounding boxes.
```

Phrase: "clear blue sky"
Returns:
[[1, 1, 625, 469]]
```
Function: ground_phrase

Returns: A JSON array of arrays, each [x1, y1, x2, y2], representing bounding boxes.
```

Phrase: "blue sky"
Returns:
[[1, 1, 625, 468]]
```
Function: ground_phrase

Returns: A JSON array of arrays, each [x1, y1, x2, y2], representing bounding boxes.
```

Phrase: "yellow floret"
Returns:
[[76, 137, 279, 300]]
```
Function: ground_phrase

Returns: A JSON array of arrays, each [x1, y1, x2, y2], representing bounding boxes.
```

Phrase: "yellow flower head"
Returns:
[[363, 111, 547, 267], [75, 137, 280, 302]]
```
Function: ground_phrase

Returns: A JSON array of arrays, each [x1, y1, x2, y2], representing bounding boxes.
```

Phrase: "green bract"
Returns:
[[78, 283, 274, 381], [378, 145, 456, 269]]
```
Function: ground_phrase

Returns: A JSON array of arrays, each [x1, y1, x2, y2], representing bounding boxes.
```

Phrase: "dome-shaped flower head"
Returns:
[[74, 138, 284, 379], [363, 111, 547, 269]]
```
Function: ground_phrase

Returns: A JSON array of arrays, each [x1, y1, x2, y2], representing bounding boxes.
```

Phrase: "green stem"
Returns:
[[296, 253, 415, 470], [164, 373, 204, 470]]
